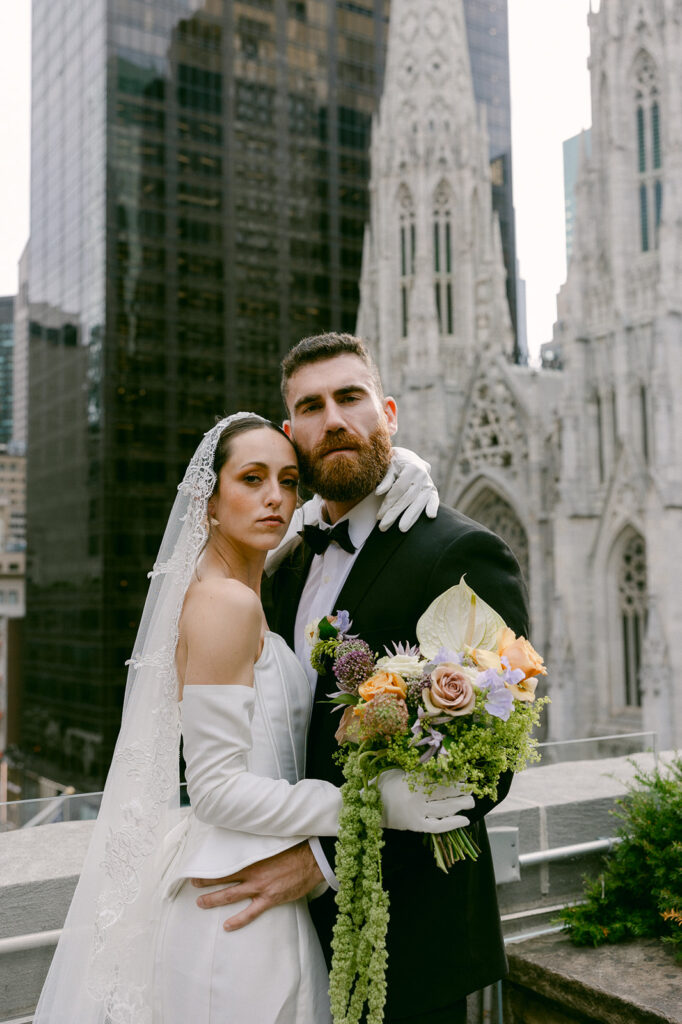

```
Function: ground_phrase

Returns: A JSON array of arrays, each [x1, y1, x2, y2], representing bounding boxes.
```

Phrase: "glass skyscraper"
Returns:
[[0, 297, 14, 445], [23, 0, 517, 788], [462, 0, 519, 360]]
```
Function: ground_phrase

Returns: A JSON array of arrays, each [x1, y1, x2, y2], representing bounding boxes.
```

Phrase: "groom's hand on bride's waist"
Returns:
[[190, 841, 324, 930]]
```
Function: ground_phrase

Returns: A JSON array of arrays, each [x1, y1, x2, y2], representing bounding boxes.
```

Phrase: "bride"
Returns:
[[33, 413, 444, 1023]]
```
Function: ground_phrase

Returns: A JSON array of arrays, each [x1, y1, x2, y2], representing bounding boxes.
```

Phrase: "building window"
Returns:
[[634, 52, 662, 252], [640, 384, 649, 463], [398, 185, 415, 338], [595, 392, 605, 483], [464, 487, 530, 585], [433, 181, 454, 334], [618, 531, 647, 707]]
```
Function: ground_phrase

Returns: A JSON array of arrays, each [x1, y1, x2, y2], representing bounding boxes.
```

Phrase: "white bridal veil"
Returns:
[[33, 413, 258, 1024]]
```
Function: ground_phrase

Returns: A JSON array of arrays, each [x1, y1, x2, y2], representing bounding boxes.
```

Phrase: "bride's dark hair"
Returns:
[[212, 414, 296, 484]]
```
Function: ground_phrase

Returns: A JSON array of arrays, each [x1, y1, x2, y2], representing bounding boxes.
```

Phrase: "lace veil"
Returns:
[[33, 413, 260, 1024]]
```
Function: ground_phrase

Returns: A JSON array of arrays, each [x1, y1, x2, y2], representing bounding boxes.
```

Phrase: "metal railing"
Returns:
[[536, 730, 659, 764], [0, 833, 623, 958]]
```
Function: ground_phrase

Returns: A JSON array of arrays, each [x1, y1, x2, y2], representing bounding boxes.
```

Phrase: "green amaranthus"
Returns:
[[329, 748, 389, 1024]]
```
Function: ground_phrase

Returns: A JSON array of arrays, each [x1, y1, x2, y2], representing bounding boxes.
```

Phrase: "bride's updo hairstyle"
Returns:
[[211, 414, 296, 489]]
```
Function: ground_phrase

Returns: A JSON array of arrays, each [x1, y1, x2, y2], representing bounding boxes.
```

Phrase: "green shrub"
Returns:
[[558, 756, 682, 960]]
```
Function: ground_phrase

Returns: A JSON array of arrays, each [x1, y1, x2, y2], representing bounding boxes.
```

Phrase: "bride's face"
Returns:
[[208, 427, 299, 551]]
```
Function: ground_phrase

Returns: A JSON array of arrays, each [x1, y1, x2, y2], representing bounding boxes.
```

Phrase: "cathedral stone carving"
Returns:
[[358, 0, 682, 748]]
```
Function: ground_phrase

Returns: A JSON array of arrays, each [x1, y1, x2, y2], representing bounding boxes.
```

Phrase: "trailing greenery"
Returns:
[[558, 756, 682, 960], [329, 749, 389, 1024]]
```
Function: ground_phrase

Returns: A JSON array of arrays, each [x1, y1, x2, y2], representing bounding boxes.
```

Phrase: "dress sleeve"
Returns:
[[181, 685, 341, 836]]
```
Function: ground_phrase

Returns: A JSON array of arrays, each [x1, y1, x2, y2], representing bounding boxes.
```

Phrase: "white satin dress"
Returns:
[[153, 632, 338, 1024]]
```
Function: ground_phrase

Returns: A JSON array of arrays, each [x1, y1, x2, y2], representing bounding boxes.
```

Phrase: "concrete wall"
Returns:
[[0, 750, 675, 1022]]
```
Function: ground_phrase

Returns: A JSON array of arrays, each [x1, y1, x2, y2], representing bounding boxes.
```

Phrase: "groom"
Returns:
[[196, 333, 529, 1022]]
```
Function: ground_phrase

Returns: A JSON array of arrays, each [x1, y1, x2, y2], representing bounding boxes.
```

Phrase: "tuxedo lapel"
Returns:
[[272, 542, 315, 648], [333, 523, 408, 622]]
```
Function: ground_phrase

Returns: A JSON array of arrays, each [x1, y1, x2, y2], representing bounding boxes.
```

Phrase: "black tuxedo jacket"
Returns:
[[269, 505, 530, 1017]]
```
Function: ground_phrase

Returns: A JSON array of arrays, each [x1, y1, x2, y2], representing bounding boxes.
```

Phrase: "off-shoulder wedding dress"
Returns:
[[153, 631, 338, 1024], [152, 630, 335, 1024]]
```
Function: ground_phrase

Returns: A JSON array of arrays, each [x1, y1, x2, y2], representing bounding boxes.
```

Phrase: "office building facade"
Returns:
[[23, 0, 518, 787], [0, 299, 14, 447]]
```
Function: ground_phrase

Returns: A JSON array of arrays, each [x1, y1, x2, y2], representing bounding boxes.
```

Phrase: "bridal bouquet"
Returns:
[[307, 578, 549, 1024]]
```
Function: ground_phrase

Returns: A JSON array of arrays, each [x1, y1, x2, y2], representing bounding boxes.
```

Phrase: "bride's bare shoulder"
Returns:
[[179, 579, 263, 687], [183, 576, 262, 630]]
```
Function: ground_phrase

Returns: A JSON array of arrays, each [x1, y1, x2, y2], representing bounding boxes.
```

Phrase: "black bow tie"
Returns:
[[299, 520, 356, 555]]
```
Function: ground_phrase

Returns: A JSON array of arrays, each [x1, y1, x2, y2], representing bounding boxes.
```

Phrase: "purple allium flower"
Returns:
[[405, 676, 429, 711], [333, 639, 376, 694], [360, 694, 409, 741], [476, 668, 515, 721]]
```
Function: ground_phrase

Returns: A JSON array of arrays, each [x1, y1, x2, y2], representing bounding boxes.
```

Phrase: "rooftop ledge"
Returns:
[[0, 749, 679, 1023]]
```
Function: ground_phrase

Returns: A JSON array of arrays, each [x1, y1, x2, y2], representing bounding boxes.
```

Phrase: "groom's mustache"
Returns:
[[311, 430, 362, 459]]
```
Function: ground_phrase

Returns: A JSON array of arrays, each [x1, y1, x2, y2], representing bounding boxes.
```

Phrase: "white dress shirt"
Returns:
[[294, 489, 382, 890], [294, 490, 382, 689]]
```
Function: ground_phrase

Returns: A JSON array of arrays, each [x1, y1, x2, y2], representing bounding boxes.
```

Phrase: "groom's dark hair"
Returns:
[[280, 332, 384, 411]]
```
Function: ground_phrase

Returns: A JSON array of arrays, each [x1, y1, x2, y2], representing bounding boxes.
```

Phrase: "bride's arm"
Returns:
[[180, 578, 342, 837]]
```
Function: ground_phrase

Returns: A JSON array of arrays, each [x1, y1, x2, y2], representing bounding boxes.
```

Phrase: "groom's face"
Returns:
[[283, 354, 397, 502]]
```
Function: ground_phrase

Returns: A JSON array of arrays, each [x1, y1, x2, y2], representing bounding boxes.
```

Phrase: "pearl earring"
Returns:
[[210, 516, 219, 526]]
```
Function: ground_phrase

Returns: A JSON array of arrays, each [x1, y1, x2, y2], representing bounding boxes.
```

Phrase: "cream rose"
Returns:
[[423, 662, 477, 717], [375, 652, 424, 679], [305, 619, 321, 648]]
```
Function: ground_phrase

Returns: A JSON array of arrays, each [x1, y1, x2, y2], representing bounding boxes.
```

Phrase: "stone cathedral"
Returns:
[[358, 0, 682, 749]]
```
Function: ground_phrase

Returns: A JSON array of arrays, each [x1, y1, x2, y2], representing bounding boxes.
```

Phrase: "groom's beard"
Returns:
[[296, 425, 392, 503]]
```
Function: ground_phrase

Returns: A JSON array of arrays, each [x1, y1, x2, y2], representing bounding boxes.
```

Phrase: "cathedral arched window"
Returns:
[[432, 181, 453, 335], [463, 488, 530, 585], [398, 185, 415, 338], [616, 530, 647, 707], [639, 383, 649, 463], [595, 391, 605, 484], [633, 51, 662, 252]]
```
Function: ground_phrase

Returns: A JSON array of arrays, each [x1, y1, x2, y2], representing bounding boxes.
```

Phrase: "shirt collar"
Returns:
[[309, 489, 382, 551]]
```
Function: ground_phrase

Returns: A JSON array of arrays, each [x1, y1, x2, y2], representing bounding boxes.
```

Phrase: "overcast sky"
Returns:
[[0, 0, 597, 359]]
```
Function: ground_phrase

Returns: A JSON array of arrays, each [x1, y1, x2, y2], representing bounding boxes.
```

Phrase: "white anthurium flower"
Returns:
[[416, 577, 507, 660]]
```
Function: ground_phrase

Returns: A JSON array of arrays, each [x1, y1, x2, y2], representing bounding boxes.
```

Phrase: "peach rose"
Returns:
[[423, 663, 476, 717], [334, 705, 365, 745], [499, 630, 546, 681], [471, 627, 546, 683], [358, 671, 408, 702], [505, 675, 539, 703]]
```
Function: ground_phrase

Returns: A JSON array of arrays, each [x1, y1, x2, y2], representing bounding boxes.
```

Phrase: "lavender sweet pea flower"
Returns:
[[476, 668, 515, 721], [333, 610, 352, 635], [409, 706, 448, 762], [431, 647, 464, 666], [501, 664, 526, 688], [413, 725, 445, 763]]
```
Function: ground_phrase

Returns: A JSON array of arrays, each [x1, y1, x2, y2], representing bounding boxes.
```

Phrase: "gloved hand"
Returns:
[[375, 447, 439, 532], [378, 770, 474, 833]]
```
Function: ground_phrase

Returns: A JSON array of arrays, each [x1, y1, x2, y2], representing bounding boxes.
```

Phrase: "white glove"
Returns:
[[182, 685, 341, 835], [378, 770, 474, 833], [375, 447, 439, 532]]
